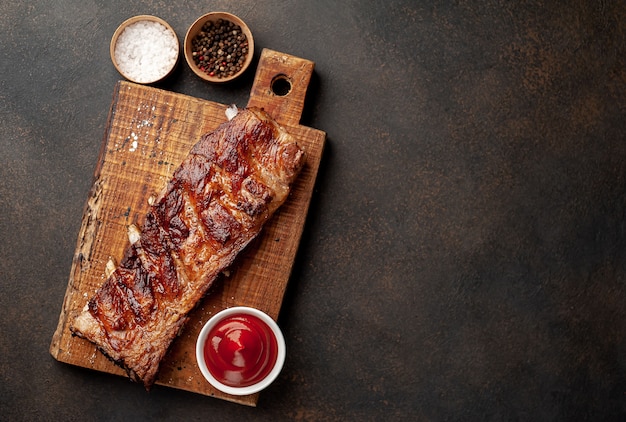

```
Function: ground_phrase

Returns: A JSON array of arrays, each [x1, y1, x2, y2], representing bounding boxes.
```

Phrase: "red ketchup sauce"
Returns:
[[203, 313, 279, 387]]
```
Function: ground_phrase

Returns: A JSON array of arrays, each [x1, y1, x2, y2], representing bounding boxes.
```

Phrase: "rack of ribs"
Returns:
[[70, 107, 305, 388]]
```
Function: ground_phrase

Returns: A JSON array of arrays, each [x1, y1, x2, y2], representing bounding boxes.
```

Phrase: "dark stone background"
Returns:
[[1, 1, 625, 420]]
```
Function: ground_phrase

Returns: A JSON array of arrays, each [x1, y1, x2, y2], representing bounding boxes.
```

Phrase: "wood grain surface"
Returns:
[[50, 50, 325, 406]]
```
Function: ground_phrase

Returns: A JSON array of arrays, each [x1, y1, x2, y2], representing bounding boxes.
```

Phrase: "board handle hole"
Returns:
[[271, 74, 292, 96]]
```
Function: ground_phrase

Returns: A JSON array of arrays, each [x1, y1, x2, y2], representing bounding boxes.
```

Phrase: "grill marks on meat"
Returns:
[[70, 108, 305, 388]]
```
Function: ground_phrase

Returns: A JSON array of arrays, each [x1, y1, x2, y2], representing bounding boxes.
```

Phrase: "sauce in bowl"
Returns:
[[196, 307, 286, 395], [204, 313, 278, 387]]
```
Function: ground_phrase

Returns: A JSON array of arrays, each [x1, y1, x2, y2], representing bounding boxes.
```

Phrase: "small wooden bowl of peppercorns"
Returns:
[[184, 12, 254, 83]]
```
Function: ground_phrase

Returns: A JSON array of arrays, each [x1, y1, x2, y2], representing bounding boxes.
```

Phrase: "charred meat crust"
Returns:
[[70, 107, 305, 388]]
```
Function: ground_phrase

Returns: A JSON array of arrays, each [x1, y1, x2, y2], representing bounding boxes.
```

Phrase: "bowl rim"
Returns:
[[195, 306, 286, 396], [110, 15, 180, 84], [183, 11, 254, 83]]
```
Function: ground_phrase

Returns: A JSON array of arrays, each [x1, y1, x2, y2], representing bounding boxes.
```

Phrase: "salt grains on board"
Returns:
[[113, 19, 178, 83]]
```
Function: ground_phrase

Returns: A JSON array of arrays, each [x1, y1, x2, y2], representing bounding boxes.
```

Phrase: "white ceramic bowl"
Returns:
[[195, 306, 286, 395]]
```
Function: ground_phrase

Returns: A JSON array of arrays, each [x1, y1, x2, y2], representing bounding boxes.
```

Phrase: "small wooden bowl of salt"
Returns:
[[110, 15, 179, 84]]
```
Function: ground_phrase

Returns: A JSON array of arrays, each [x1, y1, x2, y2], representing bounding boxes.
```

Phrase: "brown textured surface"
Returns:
[[50, 74, 324, 405], [2, 1, 626, 420]]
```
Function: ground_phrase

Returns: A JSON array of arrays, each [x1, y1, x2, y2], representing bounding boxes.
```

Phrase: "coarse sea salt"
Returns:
[[114, 20, 178, 83]]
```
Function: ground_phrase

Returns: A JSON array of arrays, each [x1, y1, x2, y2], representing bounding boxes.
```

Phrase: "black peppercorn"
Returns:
[[192, 19, 248, 79]]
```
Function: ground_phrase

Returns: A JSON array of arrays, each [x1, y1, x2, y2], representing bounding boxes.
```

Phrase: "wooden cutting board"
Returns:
[[50, 49, 325, 406]]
